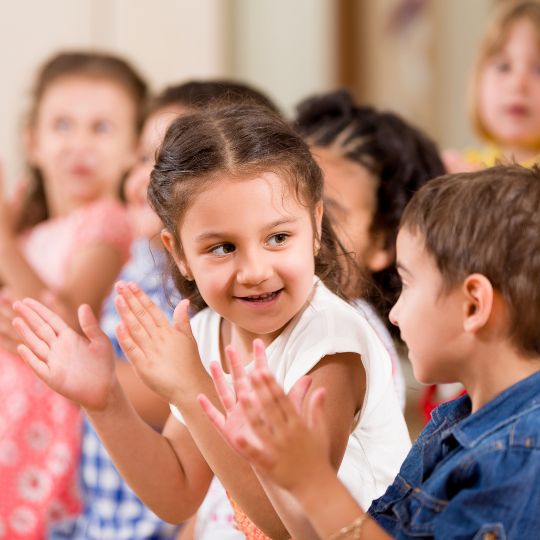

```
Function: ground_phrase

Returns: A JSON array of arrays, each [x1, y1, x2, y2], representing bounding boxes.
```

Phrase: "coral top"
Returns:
[[0, 198, 131, 539]]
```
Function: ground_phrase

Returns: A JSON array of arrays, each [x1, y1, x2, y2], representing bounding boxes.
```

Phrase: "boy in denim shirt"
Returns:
[[200, 164, 540, 539]]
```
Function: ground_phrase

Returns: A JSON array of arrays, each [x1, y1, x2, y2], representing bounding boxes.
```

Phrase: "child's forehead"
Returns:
[[486, 17, 540, 57]]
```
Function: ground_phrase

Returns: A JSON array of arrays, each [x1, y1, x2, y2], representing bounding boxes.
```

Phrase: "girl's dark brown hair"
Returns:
[[17, 51, 147, 232], [149, 103, 350, 312]]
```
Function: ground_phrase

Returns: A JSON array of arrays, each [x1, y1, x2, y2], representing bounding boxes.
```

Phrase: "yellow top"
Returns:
[[464, 145, 540, 168]]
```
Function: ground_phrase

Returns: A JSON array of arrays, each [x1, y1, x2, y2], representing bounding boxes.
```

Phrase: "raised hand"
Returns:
[[12, 298, 116, 410], [198, 339, 327, 490], [114, 280, 201, 402]]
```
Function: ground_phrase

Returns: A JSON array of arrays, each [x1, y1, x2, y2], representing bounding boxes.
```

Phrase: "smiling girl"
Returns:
[[13, 103, 410, 539]]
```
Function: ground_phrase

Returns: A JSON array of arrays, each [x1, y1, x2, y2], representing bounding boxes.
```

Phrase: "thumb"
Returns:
[[173, 299, 192, 334], [78, 304, 106, 343]]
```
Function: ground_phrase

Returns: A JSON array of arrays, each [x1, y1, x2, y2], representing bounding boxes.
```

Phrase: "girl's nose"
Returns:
[[388, 301, 400, 327], [236, 251, 272, 286]]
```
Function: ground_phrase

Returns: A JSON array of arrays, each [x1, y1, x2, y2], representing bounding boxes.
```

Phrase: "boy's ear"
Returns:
[[161, 229, 191, 279], [462, 274, 494, 332]]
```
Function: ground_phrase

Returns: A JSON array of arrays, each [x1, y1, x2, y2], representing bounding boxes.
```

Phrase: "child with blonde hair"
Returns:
[[445, 1, 540, 172], [13, 103, 410, 539]]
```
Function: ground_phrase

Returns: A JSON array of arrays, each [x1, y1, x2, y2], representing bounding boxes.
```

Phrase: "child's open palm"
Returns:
[[12, 298, 116, 410], [199, 339, 329, 490], [114, 281, 200, 402]]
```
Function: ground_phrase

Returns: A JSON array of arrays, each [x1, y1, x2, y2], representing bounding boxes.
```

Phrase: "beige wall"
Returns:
[[0, 0, 497, 186], [0, 0, 229, 184], [359, 0, 492, 150]]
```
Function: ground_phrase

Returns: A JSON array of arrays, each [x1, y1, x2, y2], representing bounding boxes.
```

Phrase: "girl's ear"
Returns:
[[365, 232, 393, 273], [161, 229, 192, 280], [462, 273, 494, 333]]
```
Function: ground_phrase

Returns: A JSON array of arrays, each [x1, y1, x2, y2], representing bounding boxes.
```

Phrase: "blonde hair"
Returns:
[[469, 1, 540, 141]]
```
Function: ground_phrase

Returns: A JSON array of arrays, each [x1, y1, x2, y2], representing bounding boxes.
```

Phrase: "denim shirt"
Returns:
[[369, 370, 540, 539]]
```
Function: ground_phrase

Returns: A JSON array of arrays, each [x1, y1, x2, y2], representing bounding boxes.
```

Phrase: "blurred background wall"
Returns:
[[0, 0, 499, 184]]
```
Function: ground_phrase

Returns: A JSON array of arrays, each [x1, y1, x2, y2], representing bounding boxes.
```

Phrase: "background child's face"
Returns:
[[314, 146, 389, 272], [479, 18, 540, 149], [390, 228, 465, 384], [171, 173, 321, 344], [124, 107, 184, 240], [28, 75, 138, 206]]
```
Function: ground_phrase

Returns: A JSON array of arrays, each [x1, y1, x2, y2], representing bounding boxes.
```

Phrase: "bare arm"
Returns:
[[12, 297, 213, 522], [203, 366, 392, 540], [113, 282, 366, 538]]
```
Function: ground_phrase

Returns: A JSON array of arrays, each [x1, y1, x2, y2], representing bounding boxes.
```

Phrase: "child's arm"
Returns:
[[0, 169, 125, 327], [12, 297, 213, 522], [114, 282, 366, 539], [203, 366, 392, 540]]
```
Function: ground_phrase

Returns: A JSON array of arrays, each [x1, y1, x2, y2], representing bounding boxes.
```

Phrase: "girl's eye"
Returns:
[[95, 121, 113, 134], [494, 61, 511, 73], [53, 117, 71, 131], [267, 233, 289, 247], [211, 243, 235, 256]]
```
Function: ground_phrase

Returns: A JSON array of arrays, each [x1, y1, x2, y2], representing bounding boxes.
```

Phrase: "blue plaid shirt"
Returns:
[[49, 240, 179, 540]]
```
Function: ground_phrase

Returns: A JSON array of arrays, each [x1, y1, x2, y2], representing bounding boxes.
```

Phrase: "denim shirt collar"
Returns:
[[432, 370, 540, 449]]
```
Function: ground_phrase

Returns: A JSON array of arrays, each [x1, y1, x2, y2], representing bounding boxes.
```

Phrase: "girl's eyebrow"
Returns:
[[194, 217, 298, 243]]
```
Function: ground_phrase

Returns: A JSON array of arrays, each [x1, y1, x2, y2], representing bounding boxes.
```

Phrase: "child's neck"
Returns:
[[461, 340, 540, 412], [499, 144, 539, 164], [45, 187, 107, 219]]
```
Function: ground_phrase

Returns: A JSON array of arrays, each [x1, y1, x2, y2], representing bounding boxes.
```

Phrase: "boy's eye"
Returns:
[[267, 233, 289, 246], [211, 243, 235, 256]]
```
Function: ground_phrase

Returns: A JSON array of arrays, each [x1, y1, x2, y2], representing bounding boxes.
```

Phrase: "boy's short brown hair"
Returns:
[[401, 164, 540, 357]]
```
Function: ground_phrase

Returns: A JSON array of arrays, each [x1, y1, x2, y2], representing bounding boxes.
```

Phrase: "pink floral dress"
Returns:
[[0, 198, 132, 539]]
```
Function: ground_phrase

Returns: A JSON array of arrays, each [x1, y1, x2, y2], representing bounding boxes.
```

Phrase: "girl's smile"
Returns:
[[164, 172, 322, 350]]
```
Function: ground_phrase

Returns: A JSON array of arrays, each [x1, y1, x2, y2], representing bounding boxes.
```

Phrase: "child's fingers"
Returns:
[[12, 317, 50, 360], [225, 345, 250, 396], [126, 281, 169, 328], [18, 297, 69, 335], [235, 433, 275, 470], [114, 295, 151, 348], [115, 322, 147, 367], [197, 393, 226, 433], [209, 361, 236, 411], [238, 389, 273, 442], [255, 370, 303, 427], [248, 371, 290, 429], [12, 301, 57, 346], [17, 344, 50, 381], [172, 299, 192, 336], [78, 304, 106, 343], [252, 339, 268, 370], [114, 282, 154, 339]]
